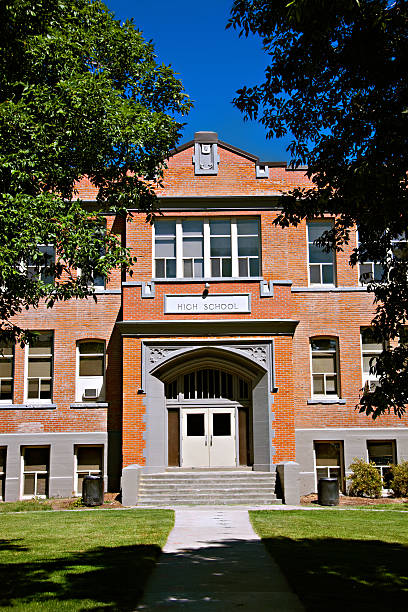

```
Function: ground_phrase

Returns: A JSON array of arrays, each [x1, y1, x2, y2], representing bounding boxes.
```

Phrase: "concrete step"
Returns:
[[143, 471, 275, 479], [139, 486, 277, 495], [138, 497, 282, 506], [140, 478, 275, 486], [138, 470, 279, 506]]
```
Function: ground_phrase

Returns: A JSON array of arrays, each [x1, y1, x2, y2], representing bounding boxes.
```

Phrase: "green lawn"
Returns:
[[250, 509, 408, 612], [0, 499, 53, 513], [0, 509, 174, 610]]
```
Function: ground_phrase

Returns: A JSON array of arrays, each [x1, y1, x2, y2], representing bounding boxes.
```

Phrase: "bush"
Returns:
[[348, 458, 383, 498], [390, 461, 408, 497]]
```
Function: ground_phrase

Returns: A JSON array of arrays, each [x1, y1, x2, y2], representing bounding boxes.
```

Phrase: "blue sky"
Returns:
[[108, 0, 292, 161]]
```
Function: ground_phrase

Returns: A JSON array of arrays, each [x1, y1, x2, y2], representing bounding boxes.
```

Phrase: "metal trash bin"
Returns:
[[318, 477, 339, 506], [82, 475, 104, 507]]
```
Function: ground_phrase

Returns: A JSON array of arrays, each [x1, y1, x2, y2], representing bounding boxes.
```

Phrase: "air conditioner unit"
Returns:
[[83, 388, 99, 399]]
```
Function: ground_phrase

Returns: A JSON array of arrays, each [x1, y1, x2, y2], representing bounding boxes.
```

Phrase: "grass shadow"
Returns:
[[262, 535, 408, 611], [0, 542, 161, 610]]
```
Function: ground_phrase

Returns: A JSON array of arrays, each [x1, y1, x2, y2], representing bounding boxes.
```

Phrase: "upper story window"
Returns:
[[361, 328, 383, 391], [78, 221, 106, 289], [26, 332, 53, 402], [0, 342, 13, 403], [307, 221, 335, 285], [76, 341, 105, 402], [27, 245, 55, 284], [154, 218, 260, 279], [311, 338, 339, 397], [357, 230, 383, 284]]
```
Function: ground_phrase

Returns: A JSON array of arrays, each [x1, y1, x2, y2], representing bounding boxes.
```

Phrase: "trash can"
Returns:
[[318, 477, 339, 506], [82, 475, 104, 507]]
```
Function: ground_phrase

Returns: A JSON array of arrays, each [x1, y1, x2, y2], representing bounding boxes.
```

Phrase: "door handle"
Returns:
[[210, 435, 213, 446], [205, 435, 208, 446]]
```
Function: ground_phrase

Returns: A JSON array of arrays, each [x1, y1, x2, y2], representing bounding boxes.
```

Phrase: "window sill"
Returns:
[[150, 277, 264, 283], [307, 398, 346, 405], [292, 286, 367, 293], [0, 403, 57, 410], [70, 402, 109, 409]]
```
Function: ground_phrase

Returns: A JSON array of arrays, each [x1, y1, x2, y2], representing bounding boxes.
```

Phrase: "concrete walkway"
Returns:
[[137, 507, 304, 610]]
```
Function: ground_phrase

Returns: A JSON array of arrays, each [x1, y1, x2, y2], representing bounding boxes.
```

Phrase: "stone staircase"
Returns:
[[137, 470, 281, 506]]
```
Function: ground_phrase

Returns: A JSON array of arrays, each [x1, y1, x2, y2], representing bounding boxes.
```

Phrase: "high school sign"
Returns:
[[164, 294, 251, 314]]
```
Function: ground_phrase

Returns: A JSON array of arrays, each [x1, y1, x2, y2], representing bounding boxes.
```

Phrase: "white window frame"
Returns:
[[307, 221, 336, 286], [75, 340, 105, 403], [77, 267, 106, 291], [21, 446, 50, 499], [356, 230, 384, 285], [0, 344, 13, 404], [152, 217, 261, 280], [366, 440, 396, 491], [74, 445, 103, 496], [313, 441, 344, 492], [310, 338, 340, 398], [361, 328, 383, 391], [24, 332, 53, 404], [26, 244, 55, 284], [0, 447, 6, 501]]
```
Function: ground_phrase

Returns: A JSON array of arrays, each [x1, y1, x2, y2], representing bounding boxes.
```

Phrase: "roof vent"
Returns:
[[192, 132, 220, 175]]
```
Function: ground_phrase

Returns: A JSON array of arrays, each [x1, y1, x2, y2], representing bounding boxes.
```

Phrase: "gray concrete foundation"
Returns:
[[0, 432, 107, 501], [276, 461, 300, 505]]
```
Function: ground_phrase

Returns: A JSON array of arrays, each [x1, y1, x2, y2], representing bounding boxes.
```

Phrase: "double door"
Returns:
[[181, 407, 236, 468]]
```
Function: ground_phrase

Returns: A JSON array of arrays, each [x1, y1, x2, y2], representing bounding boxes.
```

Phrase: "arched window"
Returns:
[[310, 338, 340, 398], [76, 341, 105, 402], [165, 368, 250, 402]]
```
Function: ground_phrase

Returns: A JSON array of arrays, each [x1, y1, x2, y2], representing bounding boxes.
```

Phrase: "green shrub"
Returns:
[[390, 461, 408, 497], [347, 458, 383, 498]]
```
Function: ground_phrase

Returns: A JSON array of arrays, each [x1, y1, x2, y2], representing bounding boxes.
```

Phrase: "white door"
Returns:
[[181, 409, 209, 468], [208, 407, 236, 467], [181, 407, 236, 468]]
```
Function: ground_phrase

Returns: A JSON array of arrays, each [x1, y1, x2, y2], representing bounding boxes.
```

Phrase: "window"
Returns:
[[76, 341, 105, 402], [26, 332, 53, 402], [307, 221, 335, 285], [311, 338, 339, 397], [367, 441, 396, 489], [0, 342, 13, 402], [183, 219, 204, 278], [391, 231, 408, 260], [184, 369, 233, 400], [27, 245, 55, 284], [22, 446, 49, 498], [75, 446, 103, 495], [0, 447, 6, 500], [314, 441, 344, 491], [361, 328, 383, 391], [78, 221, 106, 288], [154, 218, 260, 279], [357, 231, 383, 284], [165, 368, 250, 403]]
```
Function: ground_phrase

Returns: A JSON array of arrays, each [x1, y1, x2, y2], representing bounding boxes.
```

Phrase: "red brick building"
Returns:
[[1, 131, 407, 502]]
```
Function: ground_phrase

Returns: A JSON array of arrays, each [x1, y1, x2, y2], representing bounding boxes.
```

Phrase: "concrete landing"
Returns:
[[137, 507, 304, 610]]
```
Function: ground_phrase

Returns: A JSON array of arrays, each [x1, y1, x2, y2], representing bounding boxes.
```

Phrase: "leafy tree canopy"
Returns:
[[229, 0, 408, 418], [0, 0, 191, 343]]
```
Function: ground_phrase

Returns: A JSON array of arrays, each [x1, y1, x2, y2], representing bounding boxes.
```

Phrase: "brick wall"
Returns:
[[5, 137, 406, 477]]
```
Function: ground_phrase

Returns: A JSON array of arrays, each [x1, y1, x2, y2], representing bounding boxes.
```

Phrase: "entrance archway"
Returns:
[[151, 347, 267, 469]]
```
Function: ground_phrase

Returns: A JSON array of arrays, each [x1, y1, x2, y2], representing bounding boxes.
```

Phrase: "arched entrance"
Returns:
[[150, 346, 268, 470]]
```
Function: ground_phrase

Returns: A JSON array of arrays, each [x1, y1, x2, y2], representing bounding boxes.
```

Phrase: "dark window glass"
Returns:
[[187, 413, 205, 436], [213, 413, 231, 436]]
